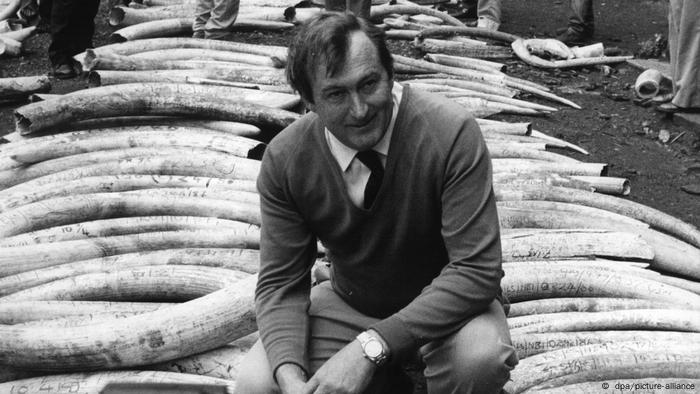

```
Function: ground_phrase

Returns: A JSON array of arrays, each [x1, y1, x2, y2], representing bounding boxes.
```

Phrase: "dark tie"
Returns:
[[355, 150, 384, 209]]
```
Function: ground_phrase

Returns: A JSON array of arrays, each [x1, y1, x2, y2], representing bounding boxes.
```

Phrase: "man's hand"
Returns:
[[276, 363, 309, 394], [302, 338, 377, 394]]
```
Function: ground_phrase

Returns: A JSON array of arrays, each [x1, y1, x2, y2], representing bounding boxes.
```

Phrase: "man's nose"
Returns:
[[349, 92, 368, 119]]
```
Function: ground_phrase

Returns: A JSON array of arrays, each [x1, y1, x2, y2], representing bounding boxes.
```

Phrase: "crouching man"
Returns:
[[235, 12, 518, 394]]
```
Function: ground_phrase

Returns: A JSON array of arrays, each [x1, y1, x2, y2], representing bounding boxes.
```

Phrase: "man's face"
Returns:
[[306, 31, 393, 151]]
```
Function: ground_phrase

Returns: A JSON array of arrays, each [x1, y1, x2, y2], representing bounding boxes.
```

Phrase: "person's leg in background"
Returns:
[[476, 0, 501, 31], [420, 299, 518, 394], [665, 0, 700, 111], [47, 0, 75, 77], [345, 0, 371, 19], [556, 0, 594, 45], [72, 0, 99, 57], [324, 0, 371, 19], [36, 0, 52, 33], [48, 0, 98, 79], [192, 0, 213, 39], [204, 0, 240, 40]]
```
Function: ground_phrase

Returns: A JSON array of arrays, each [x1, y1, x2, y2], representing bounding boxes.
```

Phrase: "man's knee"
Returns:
[[423, 300, 518, 392], [456, 336, 517, 376], [451, 302, 519, 388], [234, 339, 279, 394]]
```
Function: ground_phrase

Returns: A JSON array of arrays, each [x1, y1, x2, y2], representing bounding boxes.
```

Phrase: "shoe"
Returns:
[[204, 30, 233, 41], [477, 17, 500, 31], [52, 63, 77, 79], [655, 102, 700, 114], [652, 92, 674, 104], [556, 28, 593, 46], [192, 30, 205, 39]]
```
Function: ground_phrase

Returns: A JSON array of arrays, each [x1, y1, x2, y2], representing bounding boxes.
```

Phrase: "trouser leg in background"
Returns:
[[668, 0, 700, 108], [324, 0, 371, 19], [568, 0, 594, 35], [48, 0, 99, 66], [204, 0, 240, 39], [193, 0, 213, 38], [38, 0, 52, 27], [476, 0, 501, 30]]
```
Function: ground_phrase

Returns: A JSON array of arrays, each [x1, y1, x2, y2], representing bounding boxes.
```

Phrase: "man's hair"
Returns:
[[286, 12, 394, 104]]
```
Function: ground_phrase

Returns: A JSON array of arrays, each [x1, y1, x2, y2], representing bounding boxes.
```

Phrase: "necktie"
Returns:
[[355, 150, 384, 209]]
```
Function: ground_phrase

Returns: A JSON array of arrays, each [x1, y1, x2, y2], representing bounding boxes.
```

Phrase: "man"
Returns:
[[236, 12, 517, 394], [192, 0, 239, 39], [556, 0, 594, 45]]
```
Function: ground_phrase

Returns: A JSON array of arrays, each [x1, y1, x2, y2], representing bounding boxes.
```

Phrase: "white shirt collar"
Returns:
[[326, 82, 403, 172]]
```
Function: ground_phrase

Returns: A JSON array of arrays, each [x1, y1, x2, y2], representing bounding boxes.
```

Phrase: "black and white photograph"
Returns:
[[0, 0, 698, 392]]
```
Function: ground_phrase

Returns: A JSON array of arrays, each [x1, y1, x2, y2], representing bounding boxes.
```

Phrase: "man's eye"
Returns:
[[326, 91, 345, 101], [361, 80, 378, 93]]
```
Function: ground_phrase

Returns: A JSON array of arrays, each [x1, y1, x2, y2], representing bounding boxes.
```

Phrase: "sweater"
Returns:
[[255, 86, 503, 376]]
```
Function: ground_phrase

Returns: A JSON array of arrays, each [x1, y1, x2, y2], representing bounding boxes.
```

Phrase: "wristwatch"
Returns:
[[356, 331, 388, 366]]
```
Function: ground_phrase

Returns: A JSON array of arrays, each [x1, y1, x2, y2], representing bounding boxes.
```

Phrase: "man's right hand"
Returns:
[[276, 363, 309, 394]]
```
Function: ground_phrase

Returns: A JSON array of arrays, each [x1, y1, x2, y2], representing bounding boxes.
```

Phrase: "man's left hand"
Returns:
[[302, 339, 376, 394]]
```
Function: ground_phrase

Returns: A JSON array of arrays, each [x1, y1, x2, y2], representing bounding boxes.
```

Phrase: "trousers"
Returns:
[[568, 0, 594, 34], [668, 0, 700, 108], [477, 0, 501, 25], [39, 0, 100, 66], [324, 0, 371, 19], [236, 281, 518, 394], [193, 0, 240, 39]]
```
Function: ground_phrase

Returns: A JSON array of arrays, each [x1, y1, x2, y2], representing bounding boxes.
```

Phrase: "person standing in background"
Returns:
[[657, 0, 700, 114], [192, 0, 239, 39], [37, 0, 100, 79], [324, 0, 371, 19]]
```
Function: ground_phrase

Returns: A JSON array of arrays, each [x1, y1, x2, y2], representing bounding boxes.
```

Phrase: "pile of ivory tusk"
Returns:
[[1, 87, 699, 390], [90, 0, 571, 116], [0, 2, 699, 393], [90, 0, 579, 117], [107, 0, 318, 42]]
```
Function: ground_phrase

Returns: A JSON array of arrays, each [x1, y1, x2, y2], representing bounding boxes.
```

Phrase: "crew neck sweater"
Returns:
[[255, 86, 503, 375]]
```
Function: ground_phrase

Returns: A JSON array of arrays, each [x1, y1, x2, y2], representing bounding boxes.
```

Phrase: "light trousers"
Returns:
[[193, 0, 240, 39], [668, 0, 700, 108], [235, 281, 518, 394], [567, 0, 594, 34], [477, 0, 502, 25], [324, 0, 371, 19]]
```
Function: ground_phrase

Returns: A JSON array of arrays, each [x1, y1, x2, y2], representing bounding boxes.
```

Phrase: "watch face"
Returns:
[[365, 340, 383, 358]]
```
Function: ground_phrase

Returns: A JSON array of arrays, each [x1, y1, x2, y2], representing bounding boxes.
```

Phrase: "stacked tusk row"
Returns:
[[0, 0, 698, 392]]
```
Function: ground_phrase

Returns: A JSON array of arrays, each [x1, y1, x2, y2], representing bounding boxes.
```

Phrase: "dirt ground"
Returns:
[[1, 0, 697, 228]]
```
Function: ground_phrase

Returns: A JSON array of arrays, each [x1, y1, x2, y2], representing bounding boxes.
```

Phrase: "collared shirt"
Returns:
[[325, 82, 403, 207]]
